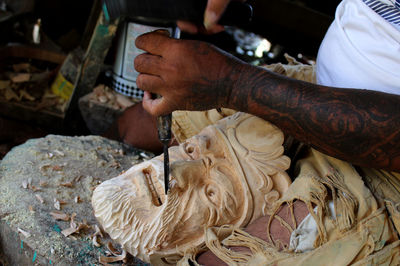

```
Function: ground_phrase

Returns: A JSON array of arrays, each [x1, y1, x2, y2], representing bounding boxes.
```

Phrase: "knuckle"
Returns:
[[136, 74, 143, 87], [134, 55, 142, 70], [135, 34, 146, 49]]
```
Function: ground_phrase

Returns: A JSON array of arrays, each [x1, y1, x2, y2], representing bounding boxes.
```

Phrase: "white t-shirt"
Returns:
[[316, 0, 400, 95]]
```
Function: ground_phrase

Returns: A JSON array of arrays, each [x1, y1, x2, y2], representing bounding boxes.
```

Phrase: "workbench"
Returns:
[[0, 135, 152, 265]]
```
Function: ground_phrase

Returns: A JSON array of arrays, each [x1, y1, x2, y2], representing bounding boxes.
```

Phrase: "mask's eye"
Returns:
[[207, 187, 215, 197], [205, 184, 219, 205], [186, 145, 194, 154], [184, 143, 197, 159]]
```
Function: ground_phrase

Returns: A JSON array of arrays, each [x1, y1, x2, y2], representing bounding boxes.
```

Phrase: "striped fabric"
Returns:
[[362, 0, 400, 26]]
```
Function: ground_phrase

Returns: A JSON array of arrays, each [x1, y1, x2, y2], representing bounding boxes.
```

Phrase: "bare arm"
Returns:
[[134, 32, 400, 172]]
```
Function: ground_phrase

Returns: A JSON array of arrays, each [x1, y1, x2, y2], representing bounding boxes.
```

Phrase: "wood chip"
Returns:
[[93, 235, 101, 247], [99, 249, 127, 265], [70, 213, 77, 228], [115, 93, 134, 109], [11, 73, 31, 83], [74, 196, 80, 203], [20, 89, 35, 101], [22, 180, 28, 189], [54, 150, 65, 157], [30, 185, 40, 192], [107, 242, 121, 256], [60, 182, 73, 188], [18, 228, 31, 238], [52, 165, 63, 171], [61, 226, 78, 237], [35, 194, 44, 204], [12, 63, 30, 72], [74, 175, 83, 182], [61, 222, 88, 237], [29, 205, 35, 213], [39, 181, 48, 187], [50, 211, 70, 221], [54, 199, 61, 210]]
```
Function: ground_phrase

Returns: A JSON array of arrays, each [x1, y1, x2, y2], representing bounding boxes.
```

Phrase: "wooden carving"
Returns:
[[92, 112, 291, 264]]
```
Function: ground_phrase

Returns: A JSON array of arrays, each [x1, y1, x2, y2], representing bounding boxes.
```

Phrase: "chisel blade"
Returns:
[[163, 143, 170, 194]]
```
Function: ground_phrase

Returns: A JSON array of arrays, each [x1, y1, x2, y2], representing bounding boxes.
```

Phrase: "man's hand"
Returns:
[[134, 30, 245, 116], [177, 0, 232, 34]]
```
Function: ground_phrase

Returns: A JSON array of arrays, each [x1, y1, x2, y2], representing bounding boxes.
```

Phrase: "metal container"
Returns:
[[111, 21, 179, 100]]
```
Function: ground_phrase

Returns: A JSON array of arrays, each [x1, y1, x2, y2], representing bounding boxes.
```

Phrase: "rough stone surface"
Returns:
[[0, 135, 153, 265]]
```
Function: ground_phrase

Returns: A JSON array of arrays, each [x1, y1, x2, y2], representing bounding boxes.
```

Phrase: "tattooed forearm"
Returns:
[[226, 64, 400, 171]]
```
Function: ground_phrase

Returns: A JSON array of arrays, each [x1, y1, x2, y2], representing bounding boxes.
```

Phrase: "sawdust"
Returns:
[[0, 135, 153, 264]]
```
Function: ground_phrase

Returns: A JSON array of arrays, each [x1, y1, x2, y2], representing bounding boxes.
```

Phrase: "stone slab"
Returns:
[[0, 135, 153, 265]]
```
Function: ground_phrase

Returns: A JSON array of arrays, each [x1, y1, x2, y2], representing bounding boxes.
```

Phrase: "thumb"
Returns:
[[204, 0, 230, 30], [142, 92, 170, 117]]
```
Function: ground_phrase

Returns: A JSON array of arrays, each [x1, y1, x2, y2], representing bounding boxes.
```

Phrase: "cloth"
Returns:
[[200, 150, 400, 265], [316, 0, 400, 94], [289, 201, 336, 253]]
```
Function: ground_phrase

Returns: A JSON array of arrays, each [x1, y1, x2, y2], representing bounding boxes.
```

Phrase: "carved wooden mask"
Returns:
[[92, 112, 291, 264]]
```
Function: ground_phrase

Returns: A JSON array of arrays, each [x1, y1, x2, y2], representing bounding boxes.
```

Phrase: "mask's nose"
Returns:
[[171, 159, 206, 189]]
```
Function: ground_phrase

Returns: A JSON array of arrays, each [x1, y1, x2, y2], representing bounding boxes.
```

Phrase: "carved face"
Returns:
[[92, 113, 291, 264]]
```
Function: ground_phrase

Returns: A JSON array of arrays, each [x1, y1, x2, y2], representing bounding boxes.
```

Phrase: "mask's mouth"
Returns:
[[143, 167, 165, 207]]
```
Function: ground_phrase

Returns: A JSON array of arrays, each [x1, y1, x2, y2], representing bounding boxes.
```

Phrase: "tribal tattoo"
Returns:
[[224, 64, 400, 172]]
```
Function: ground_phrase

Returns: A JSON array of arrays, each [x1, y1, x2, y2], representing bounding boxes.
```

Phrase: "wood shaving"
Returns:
[[52, 165, 63, 171], [35, 194, 44, 204], [60, 182, 73, 188], [93, 235, 101, 247], [115, 94, 134, 109], [94, 225, 103, 237], [107, 242, 121, 256], [50, 211, 70, 221], [18, 228, 31, 238], [99, 249, 126, 265], [140, 152, 151, 159], [61, 226, 79, 237], [109, 161, 121, 169], [70, 213, 77, 228], [74, 195, 80, 203], [29, 205, 35, 213], [54, 199, 61, 210], [11, 73, 31, 83], [19, 89, 35, 101], [61, 214, 89, 237], [98, 95, 108, 103], [54, 150, 65, 156], [30, 185, 40, 192], [40, 164, 51, 172], [12, 63, 30, 72], [91, 224, 104, 247], [74, 175, 83, 182], [22, 180, 29, 189]]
